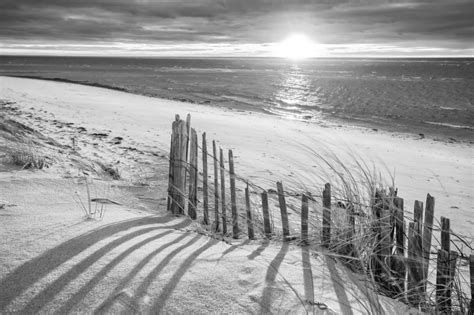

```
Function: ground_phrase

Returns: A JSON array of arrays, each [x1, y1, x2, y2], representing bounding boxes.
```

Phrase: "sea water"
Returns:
[[1, 56, 473, 141]]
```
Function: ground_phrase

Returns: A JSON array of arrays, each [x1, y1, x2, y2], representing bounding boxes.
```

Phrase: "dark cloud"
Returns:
[[0, 0, 473, 55]]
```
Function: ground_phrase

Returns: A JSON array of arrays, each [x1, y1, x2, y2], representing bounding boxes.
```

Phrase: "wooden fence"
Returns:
[[167, 114, 473, 313]]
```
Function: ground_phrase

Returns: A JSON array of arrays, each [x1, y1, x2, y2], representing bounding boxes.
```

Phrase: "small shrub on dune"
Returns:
[[6, 145, 50, 169], [96, 161, 121, 180]]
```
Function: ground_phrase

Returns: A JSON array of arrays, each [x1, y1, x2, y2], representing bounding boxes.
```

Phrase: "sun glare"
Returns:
[[276, 33, 316, 60]]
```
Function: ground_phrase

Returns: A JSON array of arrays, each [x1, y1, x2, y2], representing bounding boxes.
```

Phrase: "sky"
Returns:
[[1, 0, 473, 57]]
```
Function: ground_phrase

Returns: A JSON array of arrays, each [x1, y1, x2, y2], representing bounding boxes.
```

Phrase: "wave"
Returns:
[[424, 121, 474, 130]]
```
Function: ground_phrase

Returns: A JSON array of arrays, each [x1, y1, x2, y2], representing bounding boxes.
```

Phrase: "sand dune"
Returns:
[[1, 76, 472, 236], [0, 76, 471, 313]]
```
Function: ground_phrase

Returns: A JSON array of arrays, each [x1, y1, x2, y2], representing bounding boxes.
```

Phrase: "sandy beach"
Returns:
[[2, 76, 472, 236], [0, 76, 472, 313]]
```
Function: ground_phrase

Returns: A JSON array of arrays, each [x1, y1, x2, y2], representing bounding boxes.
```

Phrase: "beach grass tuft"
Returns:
[[5, 144, 50, 169]]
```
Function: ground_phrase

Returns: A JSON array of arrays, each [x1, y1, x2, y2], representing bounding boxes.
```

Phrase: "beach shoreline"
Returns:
[[1, 75, 473, 238], [2, 61, 473, 144]]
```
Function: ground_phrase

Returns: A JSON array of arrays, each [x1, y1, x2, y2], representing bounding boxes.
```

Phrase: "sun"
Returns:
[[275, 33, 316, 60]]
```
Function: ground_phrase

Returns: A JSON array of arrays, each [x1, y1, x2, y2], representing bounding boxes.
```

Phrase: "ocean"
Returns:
[[1, 56, 473, 141]]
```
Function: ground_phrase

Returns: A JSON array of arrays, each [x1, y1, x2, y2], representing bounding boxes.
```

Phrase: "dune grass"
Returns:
[[167, 135, 472, 313], [5, 144, 50, 169], [71, 177, 111, 220]]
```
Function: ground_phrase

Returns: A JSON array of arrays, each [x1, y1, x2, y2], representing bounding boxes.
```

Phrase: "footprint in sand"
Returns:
[[110, 136, 123, 145], [91, 132, 109, 138]]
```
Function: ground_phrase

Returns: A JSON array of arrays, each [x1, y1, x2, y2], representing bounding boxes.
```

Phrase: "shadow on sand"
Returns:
[[247, 240, 270, 260], [57, 230, 175, 314], [301, 246, 315, 313], [150, 238, 219, 313], [325, 255, 354, 315], [218, 239, 251, 260], [260, 242, 290, 313], [0, 214, 189, 312]]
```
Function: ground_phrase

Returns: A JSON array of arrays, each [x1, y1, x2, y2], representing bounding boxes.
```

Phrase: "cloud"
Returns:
[[0, 0, 473, 56]]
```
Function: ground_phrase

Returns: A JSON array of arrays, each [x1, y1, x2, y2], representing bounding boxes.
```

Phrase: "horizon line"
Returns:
[[2, 54, 474, 59]]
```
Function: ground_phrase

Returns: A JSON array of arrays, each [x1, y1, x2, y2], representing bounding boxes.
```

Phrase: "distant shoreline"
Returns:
[[2, 54, 474, 60], [2, 74, 473, 144]]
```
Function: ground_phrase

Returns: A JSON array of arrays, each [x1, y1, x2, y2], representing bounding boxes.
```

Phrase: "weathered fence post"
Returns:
[[169, 115, 188, 215], [414, 200, 424, 225], [167, 133, 174, 212], [391, 196, 405, 295], [380, 196, 392, 288], [441, 216, 450, 253], [407, 221, 423, 306], [371, 189, 386, 283], [228, 149, 239, 238], [409, 200, 425, 304], [301, 193, 309, 245], [202, 133, 209, 225], [219, 148, 227, 235], [185, 113, 191, 160], [245, 183, 254, 240], [276, 181, 290, 240], [422, 194, 435, 289], [322, 183, 331, 248], [436, 216, 451, 313], [187, 128, 198, 219], [212, 140, 219, 232], [470, 254, 474, 314], [261, 191, 272, 238], [436, 249, 450, 313], [449, 250, 458, 300]]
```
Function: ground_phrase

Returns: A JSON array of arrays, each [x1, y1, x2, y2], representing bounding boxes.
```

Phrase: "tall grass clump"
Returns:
[[166, 127, 471, 312], [5, 144, 50, 169], [275, 138, 471, 312], [96, 161, 121, 180]]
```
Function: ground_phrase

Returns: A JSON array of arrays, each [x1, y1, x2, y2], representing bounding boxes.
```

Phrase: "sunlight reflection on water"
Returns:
[[269, 64, 327, 122]]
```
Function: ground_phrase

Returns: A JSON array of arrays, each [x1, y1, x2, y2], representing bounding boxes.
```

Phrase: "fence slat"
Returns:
[[470, 254, 474, 314], [441, 216, 450, 252], [407, 222, 423, 306], [380, 197, 392, 283], [212, 140, 219, 232], [185, 113, 191, 161], [187, 128, 198, 219], [170, 116, 187, 215], [202, 133, 209, 225], [391, 197, 405, 295], [393, 197, 405, 255], [372, 189, 383, 281], [301, 193, 309, 245], [449, 251, 458, 298], [220, 148, 227, 235], [276, 181, 290, 240], [229, 149, 239, 238], [437, 217, 451, 313], [167, 133, 174, 212], [322, 183, 331, 248], [245, 183, 254, 240], [422, 194, 434, 288], [414, 200, 424, 225], [169, 116, 180, 213], [177, 118, 188, 214], [261, 191, 272, 238], [436, 249, 450, 313]]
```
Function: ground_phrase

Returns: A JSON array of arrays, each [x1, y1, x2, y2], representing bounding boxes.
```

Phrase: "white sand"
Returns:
[[1, 76, 472, 237], [0, 172, 414, 314], [1, 76, 470, 313]]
